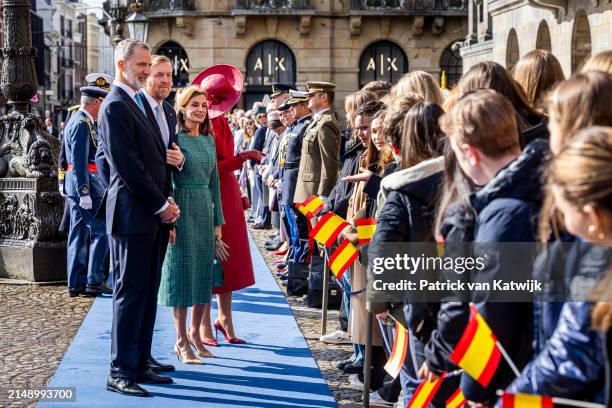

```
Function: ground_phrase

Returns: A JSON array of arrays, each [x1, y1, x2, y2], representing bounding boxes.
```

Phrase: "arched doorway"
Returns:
[[155, 41, 190, 88], [571, 10, 591, 73], [359, 40, 408, 89], [536, 20, 551, 51], [245, 40, 296, 110], [439, 43, 463, 89], [506, 28, 520, 72]]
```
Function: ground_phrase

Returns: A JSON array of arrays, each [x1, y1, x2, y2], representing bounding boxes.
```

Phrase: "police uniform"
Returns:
[[293, 82, 341, 204], [64, 74, 112, 297]]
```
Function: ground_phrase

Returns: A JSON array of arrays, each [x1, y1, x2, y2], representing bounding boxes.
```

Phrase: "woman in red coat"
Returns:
[[193, 65, 262, 344]]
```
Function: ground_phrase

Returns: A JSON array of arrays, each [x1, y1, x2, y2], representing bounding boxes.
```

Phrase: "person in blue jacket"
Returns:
[[63, 73, 113, 297]]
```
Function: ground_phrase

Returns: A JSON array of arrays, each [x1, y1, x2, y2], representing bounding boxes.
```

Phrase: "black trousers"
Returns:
[[109, 227, 162, 380]]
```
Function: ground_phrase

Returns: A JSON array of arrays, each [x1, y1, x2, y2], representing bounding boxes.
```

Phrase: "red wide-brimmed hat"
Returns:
[[192, 64, 243, 119]]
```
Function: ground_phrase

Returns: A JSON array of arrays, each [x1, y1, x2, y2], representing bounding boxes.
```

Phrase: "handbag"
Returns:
[[213, 258, 224, 288]]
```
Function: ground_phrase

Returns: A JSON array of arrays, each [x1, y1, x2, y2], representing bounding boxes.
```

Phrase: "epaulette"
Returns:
[[68, 104, 80, 113]]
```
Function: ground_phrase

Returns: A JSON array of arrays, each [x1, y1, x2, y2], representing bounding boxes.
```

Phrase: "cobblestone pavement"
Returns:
[[0, 227, 366, 408], [0, 283, 94, 408], [248, 227, 364, 407]]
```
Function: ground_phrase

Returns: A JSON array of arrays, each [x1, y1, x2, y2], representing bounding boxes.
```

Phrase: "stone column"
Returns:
[[0, 0, 66, 281]]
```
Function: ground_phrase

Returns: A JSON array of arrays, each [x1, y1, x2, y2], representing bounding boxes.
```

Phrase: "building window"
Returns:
[[571, 9, 591, 73], [359, 40, 408, 89], [245, 40, 296, 87], [155, 41, 190, 88], [439, 44, 462, 89], [506, 28, 520, 72], [536, 20, 551, 51]]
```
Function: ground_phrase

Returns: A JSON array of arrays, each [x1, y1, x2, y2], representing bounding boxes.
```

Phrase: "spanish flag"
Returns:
[[449, 306, 501, 387], [328, 239, 358, 280], [296, 195, 325, 219], [356, 218, 376, 245], [383, 321, 408, 379], [500, 392, 553, 408], [446, 388, 466, 408], [310, 212, 350, 248], [406, 373, 446, 408]]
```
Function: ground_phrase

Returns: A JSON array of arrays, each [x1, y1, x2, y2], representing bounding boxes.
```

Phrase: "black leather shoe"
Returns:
[[343, 362, 364, 374], [146, 357, 175, 373], [68, 287, 85, 298], [336, 357, 354, 370], [135, 369, 173, 384], [253, 223, 272, 230], [86, 282, 113, 296], [106, 377, 149, 397]]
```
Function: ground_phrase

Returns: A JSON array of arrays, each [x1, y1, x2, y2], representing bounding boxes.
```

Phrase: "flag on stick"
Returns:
[[406, 373, 447, 408], [500, 392, 553, 408], [356, 218, 376, 245], [383, 320, 409, 379], [449, 306, 501, 387], [446, 388, 466, 408], [310, 212, 350, 248], [296, 195, 325, 219], [328, 239, 358, 280]]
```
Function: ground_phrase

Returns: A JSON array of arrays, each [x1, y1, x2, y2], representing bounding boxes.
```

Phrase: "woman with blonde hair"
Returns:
[[158, 85, 228, 364], [581, 49, 612, 74], [513, 49, 565, 110], [390, 71, 444, 106]]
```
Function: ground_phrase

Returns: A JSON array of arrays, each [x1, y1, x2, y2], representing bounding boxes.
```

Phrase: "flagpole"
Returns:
[[363, 309, 373, 408], [320, 246, 330, 337], [496, 391, 605, 408], [495, 340, 521, 378]]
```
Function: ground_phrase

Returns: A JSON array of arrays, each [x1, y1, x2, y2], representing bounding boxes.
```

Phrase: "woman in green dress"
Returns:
[[158, 85, 229, 364]]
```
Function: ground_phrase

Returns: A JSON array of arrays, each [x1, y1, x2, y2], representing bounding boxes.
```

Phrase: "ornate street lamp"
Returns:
[[108, 0, 130, 46], [125, 0, 149, 43]]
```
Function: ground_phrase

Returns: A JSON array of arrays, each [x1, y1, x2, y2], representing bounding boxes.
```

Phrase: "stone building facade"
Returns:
[[143, 0, 468, 113], [460, 0, 612, 76]]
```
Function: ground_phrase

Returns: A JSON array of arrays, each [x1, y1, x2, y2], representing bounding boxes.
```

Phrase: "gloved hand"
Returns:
[[79, 195, 92, 210], [240, 150, 265, 164]]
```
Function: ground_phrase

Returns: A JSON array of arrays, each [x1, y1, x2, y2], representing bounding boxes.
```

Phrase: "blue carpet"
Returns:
[[44, 234, 336, 408]]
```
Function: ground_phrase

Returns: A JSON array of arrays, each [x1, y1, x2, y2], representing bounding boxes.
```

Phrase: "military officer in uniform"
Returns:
[[293, 82, 341, 206], [64, 74, 113, 297], [279, 90, 315, 262]]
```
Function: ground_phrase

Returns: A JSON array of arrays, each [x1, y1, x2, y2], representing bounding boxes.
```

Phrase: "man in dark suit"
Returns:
[[97, 39, 179, 397], [248, 105, 269, 227]]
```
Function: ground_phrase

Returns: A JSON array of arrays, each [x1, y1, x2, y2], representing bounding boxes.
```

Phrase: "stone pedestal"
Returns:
[[0, 177, 66, 282]]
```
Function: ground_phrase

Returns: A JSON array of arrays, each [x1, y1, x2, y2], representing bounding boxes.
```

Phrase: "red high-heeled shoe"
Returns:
[[214, 320, 247, 344], [202, 337, 218, 347], [273, 244, 288, 256]]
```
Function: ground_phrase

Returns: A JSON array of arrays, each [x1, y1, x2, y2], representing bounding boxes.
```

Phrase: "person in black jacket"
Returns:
[[367, 102, 448, 405], [425, 89, 549, 404]]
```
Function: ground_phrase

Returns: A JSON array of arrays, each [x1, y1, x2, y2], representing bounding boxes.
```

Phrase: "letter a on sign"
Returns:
[[254, 57, 263, 71], [366, 58, 376, 71]]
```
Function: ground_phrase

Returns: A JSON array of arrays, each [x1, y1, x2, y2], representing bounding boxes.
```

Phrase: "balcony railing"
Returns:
[[350, 0, 466, 11], [143, 0, 195, 12], [61, 58, 74, 68], [234, 0, 311, 10]]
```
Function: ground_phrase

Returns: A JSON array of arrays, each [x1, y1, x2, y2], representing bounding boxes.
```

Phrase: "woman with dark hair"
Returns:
[[457, 61, 548, 145], [368, 101, 447, 404], [158, 85, 228, 364]]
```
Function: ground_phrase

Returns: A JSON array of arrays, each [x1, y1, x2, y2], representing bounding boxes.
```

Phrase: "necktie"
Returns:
[[134, 92, 146, 114], [155, 105, 169, 147]]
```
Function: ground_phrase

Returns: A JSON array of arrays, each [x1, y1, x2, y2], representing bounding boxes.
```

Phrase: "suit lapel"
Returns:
[[137, 90, 169, 155], [163, 102, 177, 148]]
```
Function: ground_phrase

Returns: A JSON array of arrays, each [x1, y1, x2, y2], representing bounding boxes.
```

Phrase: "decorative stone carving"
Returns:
[[413, 16, 425, 36], [235, 15, 247, 36], [299, 15, 312, 36], [176, 15, 195, 36], [380, 17, 392, 37], [350, 15, 362, 36], [432, 16, 445, 35]]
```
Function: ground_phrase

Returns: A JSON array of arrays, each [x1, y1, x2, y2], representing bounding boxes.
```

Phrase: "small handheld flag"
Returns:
[[328, 239, 359, 280], [406, 373, 447, 408], [449, 306, 501, 387], [446, 388, 466, 408], [296, 195, 325, 219], [383, 321, 409, 379], [500, 392, 553, 408], [310, 212, 350, 248], [356, 218, 376, 245]]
